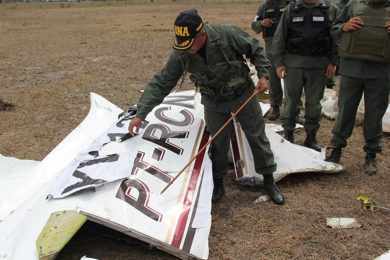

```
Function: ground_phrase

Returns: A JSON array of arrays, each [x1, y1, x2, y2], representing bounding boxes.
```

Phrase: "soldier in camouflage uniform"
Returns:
[[272, 0, 338, 151], [334, 0, 349, 10], [251, 0, 290, 120], [326, 0, 390, 176], [128, 9, 285, 205]]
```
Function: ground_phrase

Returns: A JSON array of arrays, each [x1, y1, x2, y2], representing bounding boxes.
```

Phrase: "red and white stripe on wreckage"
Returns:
[[116, 92, 210, 253]]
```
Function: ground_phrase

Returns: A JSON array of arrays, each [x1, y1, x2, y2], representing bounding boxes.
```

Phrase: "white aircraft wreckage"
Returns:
[[0, 91, 343, 260]]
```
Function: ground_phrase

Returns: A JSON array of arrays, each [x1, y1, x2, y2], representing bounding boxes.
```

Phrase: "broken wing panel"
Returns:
[[0, 155, 39, 221], [0, 91, 212, 260], [231, 120, 343, 184]]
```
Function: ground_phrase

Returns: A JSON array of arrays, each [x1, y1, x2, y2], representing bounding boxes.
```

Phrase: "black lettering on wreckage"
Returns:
[[61, 106, 150, 196], [117, 94, 196, 222], [62, 153, 119, 195]]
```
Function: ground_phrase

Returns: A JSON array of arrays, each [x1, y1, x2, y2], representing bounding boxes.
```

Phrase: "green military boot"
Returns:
[[267, 106, 280, 121], [364, 153, 377, 176], [303, 130, 322, 152], [263, 175, 285, 205], [325, 146, 342, 163], [284, 129, 294, 143], [212, 177, 225, 203]]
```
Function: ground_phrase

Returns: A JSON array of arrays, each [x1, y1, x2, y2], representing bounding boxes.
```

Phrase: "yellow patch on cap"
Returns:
[[175, 26, 190, 37]]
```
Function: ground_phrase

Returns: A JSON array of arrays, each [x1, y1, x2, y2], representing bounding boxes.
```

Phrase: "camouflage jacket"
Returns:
[[136, 23, 271, 119], [333, 0, 390, 78], [251, 0, 290, 38], [271, 0, 339, 69]]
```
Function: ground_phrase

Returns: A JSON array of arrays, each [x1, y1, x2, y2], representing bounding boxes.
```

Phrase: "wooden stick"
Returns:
[[160, 88, 260, 194]]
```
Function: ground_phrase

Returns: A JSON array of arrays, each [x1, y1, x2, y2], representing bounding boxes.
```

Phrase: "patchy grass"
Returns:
[[1, 2, 389, 259]]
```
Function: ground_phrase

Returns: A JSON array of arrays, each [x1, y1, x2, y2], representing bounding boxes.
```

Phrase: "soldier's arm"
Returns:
[[329, 4, 340, 64], [136, 51, 185, 120], [229, 26, 271, 79], [251, 3, 266, 34], [331, 1, 352, 37], [270, 6, 289, 67]]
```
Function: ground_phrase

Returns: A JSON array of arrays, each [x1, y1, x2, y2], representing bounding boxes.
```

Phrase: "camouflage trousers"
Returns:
[[204, 94, 276, 179], [281, 67, 327, 132], [331, 75, 389, 154]]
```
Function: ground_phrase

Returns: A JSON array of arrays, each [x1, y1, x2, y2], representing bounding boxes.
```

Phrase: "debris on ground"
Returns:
[[357, 194, 390, 213], [326, 218, 361, 229], [0, 99, 15, 111], [253, 195, 270, 204], [80, 256, 99, 260]]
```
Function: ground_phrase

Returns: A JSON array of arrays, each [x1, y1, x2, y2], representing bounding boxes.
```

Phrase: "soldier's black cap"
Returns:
[[173, 9, 204, 50]]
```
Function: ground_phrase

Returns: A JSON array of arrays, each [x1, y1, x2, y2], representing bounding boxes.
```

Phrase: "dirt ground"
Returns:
[[1, 2, 389, 260]]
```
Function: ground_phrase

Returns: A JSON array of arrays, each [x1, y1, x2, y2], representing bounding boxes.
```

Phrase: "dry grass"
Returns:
[[0, 2, 389, 259]]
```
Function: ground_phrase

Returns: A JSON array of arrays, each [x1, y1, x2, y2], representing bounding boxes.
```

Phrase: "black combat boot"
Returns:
[[267, 106, 280, 121], [284, 129, 294, 143], [212, 178, 225, 203], [263, 175, 285, 205], [303, 129, 322, 152], [325, 146, 342, 163], [364, 153, 377, 176]]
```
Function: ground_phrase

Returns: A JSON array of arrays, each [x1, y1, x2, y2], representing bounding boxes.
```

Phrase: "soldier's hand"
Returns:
[[261, 18, 273, 28], [256, 77, 270, 93], [128, 116, 143, 135], [325, 64, 337, 79], [276, 66, 287, 79], [386, 20, 390, 33], [342, 17, 364, 32]]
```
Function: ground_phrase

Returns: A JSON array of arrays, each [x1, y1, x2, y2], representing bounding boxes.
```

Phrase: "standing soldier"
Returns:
[[251, 0, 290, 120], [128, 9, 285, 205], [326, 0, 390, 176], [272, 0, 338, 151]]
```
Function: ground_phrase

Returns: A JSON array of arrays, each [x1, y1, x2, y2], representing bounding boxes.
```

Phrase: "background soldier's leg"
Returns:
[[268, 65, 284, 121], [362, 78, 389, 155], [303, 69, 326, 133], [264, 38, 283, 120], [281, 67, 304, 142], [302, 69, 326, 151], [331, 76, 364, 149]]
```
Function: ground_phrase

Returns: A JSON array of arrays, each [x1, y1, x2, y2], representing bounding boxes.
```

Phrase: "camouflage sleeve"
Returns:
[[270, 5, 289, 67], [331, 1, 352, 38], [329, 4, 340, 64], [136, 51, 185, 120], [229, 26, 271, 79], [335, 0, 350, 10], [251, 3, 266, 34]]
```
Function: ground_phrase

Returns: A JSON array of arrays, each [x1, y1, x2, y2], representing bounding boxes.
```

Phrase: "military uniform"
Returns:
[[326, 0, 390, 175], [136, 18, 284, 204], [251, 0, 289, 119], [333, 0, 349, 10], [272, 0, 338, 149]]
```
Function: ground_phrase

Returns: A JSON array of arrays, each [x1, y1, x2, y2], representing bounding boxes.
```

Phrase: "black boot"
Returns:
[[212, 178, 225, 203], [303, 130, 322, 152], [263, 175, 285, 205], [267, 106, 280, 121], [284, 129, 294, 143], [325, 146, 342, 163], [364, 153, 377, 176]]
